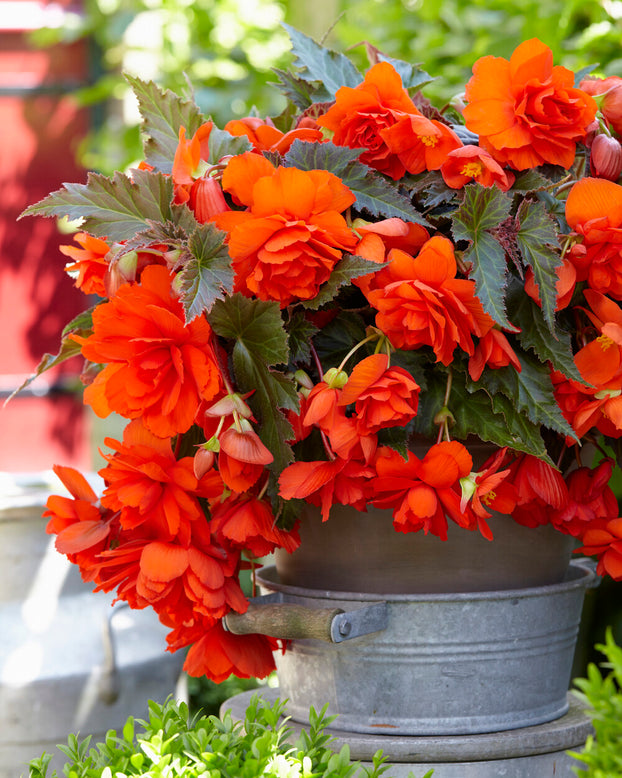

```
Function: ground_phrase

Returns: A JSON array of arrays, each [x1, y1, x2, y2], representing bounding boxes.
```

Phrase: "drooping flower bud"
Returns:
[[190, 176, 229, 223], [323, 367, 349, 389], [590, 134, 622, 181]]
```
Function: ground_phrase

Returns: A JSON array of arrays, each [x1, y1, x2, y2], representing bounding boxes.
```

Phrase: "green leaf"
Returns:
[[125, 74, 205, 174], [208, 295, 299, 473], [302, 253, 386, 310], [282, 23, 362, 100], [449, 376, 550, 459], [284, 140, 428, 225], [506, 280, 586, 384], [21, 169, 176, 242], [207, 125, 252, 164], [515, 198, 562, 331], [476, 352, 578, 442], [270, 68, 324, 110], [376, 52, 434, 91], [512, 169, 554, 192], [177, 223, 234, 321], [286, 312, 318, 364], [451, 184, 514, 330], [313, 311, 367, 369]]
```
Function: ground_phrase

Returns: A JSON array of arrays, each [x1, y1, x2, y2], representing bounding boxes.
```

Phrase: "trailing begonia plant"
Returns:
[[19, 27, 622, 681]]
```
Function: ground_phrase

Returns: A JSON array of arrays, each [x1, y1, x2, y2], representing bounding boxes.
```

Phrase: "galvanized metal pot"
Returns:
[[253, 560, 596, 736]]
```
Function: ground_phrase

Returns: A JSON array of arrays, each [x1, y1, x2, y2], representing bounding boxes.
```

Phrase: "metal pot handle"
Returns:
[[98, 601, 130, 704], [223, 596, 388, 643]]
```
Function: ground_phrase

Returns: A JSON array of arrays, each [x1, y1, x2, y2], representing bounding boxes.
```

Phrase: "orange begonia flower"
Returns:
[[172, 122, 213, 187], [381, 113, 463, 175], [183, 622, 279, 682], [566, 177, 622, 299], [371, 442, 476, 540], [210, 493, 300, 558], [551, 459, 618, 537], [73, 264, 223, 438], [99, 419, 221, 545], [506, 454, 569, 528], [44, 465, 115, 577], [440, 145, 514, 191], [463, 39, 597, 170], [580, 76, 622, 136], [224, 116, 323, 154], [576, 517, 622, 580], [217, 421, 274, 492], [60, 232, 110, 297], [338, 352, 420, 434], [278, 456, 375, 521], [363, 236, 493, 364], [213, 153, 357, 307], [316, 61, 421, 179], [468, 328, 522, 382]]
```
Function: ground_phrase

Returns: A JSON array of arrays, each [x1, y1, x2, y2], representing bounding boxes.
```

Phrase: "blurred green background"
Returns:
[[33, 0, 622, 713], [34, 0, 622, 174]]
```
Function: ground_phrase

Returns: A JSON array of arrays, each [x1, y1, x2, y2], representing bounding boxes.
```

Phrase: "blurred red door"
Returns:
[[0, 0, 92, 471]]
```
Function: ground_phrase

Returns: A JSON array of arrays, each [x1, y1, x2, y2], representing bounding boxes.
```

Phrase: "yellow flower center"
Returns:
[[482, 490, 496, 505], [597, 334, 615, 350], [460, 161, 483, 179], [420, 135, 438, 147]]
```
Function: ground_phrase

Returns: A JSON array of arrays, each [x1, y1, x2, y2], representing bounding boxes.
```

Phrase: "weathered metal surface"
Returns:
[[256, 562, 596, 736], [223, 689, 592, 778]]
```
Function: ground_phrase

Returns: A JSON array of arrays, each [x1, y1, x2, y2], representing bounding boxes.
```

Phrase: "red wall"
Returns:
[[0, 0, 92, 471]]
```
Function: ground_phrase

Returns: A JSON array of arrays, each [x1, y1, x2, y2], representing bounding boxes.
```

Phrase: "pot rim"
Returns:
[[257, 558, 598, 603]]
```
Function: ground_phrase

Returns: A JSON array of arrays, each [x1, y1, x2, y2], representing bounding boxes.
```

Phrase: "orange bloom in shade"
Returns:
[[44, 465, 115, 578], [380, 113, 463, 175], [99, 420, 222, 545], [576, 517, 622, 580], [278, 457, 375, 521], [183, 622, 279, 682], [213, 153, 357, 307], [551, 459, 618, 537], [217, 422, 274, 492], [463, 39, 597, 170], [506, 454, 569, 528], [316, 61, 421, 179], [210, 494, 300, 558], [440, 145, 514, 191], [468, 328, 522, 382], [459, 447, 516, 538], [565, 177, 622, 299], [224, 116, 323, 154], [580, 76, 622, 136], [363, 236, 493, 364], [60, 232, 110, 297], [371, 442, 476, 540], [338, 353, 420, 434], [73, 264, 224, 438]]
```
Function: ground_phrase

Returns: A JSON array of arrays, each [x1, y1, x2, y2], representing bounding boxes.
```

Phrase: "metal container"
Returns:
[[274, 504, 575, 594], [0, 472, 185, 778], [223, 688, 593, 778], [256, 561, 597, 736]]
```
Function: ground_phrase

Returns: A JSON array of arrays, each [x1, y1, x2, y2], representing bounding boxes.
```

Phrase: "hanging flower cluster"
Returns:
[[21, 31, 622, 681]]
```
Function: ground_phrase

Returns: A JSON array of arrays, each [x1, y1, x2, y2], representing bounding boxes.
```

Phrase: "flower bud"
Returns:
[[189, 176, 229, 223], [590, 134, 622, 181], [323, 367, 348, 389], [193, 445, 216, 479]]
